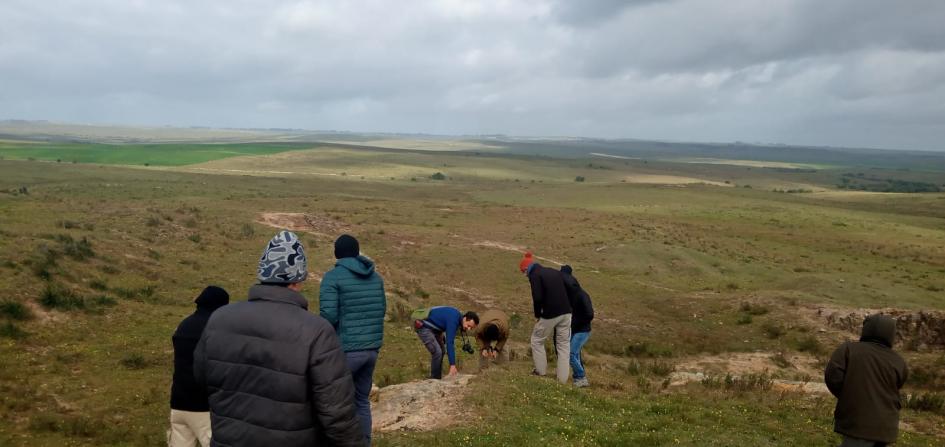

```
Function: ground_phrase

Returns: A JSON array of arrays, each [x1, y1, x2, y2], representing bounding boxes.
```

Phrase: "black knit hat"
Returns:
[[194, 285, 229, 310], [334, 234, 360, 259]]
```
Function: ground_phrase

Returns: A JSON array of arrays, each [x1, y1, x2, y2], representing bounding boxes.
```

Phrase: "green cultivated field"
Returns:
[[1, 141, 944, 446], [0, 141, 317, 166]]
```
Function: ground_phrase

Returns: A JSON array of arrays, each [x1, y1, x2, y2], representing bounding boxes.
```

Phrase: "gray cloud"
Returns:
[[1, 0, 943, 151]]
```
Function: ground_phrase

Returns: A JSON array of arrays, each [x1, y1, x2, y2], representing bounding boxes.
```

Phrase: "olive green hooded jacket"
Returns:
[[825, 314, 908, 444]]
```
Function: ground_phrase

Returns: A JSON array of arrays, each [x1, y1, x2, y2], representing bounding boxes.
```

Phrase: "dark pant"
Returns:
[[345, 349, 379, 442], [840, 436, 886, 447], [416, 327, 445, 379]]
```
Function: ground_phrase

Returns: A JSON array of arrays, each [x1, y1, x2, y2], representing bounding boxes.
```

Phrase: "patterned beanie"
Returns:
[[257, 231, 308, 284]]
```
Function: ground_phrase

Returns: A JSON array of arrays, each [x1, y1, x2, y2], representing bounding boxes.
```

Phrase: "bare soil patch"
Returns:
[[256, 212, 351, 237], [675, 351, 821, 378]]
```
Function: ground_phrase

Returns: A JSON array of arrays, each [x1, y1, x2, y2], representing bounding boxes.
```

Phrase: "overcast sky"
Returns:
[[2, 0, 944, 151]]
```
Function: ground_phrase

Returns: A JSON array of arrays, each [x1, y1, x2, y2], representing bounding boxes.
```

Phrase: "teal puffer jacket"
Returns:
[[318, 256, 386, 352]]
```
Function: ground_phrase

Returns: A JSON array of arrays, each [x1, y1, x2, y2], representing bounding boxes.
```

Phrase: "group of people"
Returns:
[[167, 231, 595, 447], [167, 231, 910, 447], [170, 231, 381, 446], [409, 251, 596, 388]]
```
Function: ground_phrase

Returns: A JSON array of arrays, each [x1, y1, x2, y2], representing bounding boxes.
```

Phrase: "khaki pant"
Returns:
[[167, 409, 211, 447], [531, 314, 571, 383]]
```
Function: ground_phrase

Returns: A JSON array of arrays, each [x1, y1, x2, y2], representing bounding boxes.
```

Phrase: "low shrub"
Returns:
[[39, 284, 86, 310], [736, 314, 753, 325], [56, 234, 95, 261], [0, 300, 33, 321], [904, 392, 945, 414], [795, 335, 824, 355], [240, 223, 255, 238], [623, 342, 674, 358], [0, 322, 28, 339], [701, 372, 773, 392], [739, 302, 769, 315], [762, 322, 786, 339], [120, 353, 149, 370]]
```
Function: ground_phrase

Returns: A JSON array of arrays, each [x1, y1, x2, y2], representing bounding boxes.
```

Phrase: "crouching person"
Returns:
[[825, 314, 908, 447], [169, 286, 229, 447], [475, 309, 510, 370], [193, 231, 364, 446], [413, 306, 479, 379]]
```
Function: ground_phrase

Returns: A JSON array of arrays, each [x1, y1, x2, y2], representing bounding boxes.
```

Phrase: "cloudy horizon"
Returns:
[[2, 0, 944, 151]]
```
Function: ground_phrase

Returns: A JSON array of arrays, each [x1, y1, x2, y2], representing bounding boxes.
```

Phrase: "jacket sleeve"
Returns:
[[824, 343, 848, 398], [582, 292, 594, 322], [495, 330, 507, 352], [445, 319, 458, 366], [308, 325, 365, 446], [192, 329, 208, 388], [319, 272, 340, 328], [530, 274, 543, 319]]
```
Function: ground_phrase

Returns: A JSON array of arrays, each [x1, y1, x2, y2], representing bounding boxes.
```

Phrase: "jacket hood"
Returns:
[[248, 284, 308, 310], [336, 255, 376, 277], [195, 285, 229, 310], [860, 314, 896, 348]]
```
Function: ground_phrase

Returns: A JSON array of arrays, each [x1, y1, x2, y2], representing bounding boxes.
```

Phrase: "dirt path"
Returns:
[[256, 212, 351, 237]]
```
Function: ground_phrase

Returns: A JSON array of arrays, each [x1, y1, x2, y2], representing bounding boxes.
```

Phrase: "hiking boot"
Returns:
[[574, 377, 590, 388]]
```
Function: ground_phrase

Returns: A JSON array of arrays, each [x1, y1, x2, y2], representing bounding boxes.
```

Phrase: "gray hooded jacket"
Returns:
[[193, 285, 364, 446]]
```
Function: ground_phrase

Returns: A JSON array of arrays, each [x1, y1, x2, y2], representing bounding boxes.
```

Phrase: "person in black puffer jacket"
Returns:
[[169, 285, 229, 447], [194, 231, 364, 447]]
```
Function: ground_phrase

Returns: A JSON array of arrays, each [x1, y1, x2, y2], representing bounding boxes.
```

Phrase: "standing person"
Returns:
[[169, 286, 229, 447], [561, 265, 594, 388], [825, 314, 908, 447], [474, 309, 510, 370], [319, 234, 386, 443], [193, 231, 364, 447], [520, 251, 572, 384], [413, 306, 479, 379]]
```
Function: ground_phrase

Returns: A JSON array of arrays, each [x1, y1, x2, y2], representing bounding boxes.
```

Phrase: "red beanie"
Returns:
[[519, 251, 534, 273]]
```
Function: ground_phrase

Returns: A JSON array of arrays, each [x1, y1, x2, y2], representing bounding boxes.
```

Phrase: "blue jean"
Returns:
[[570, 331, 590, 380], [345, 349, 379, 442]]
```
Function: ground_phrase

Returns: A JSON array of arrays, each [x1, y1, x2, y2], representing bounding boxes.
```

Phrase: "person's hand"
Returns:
[[449, 365, 459, 376], [481, 349, 490, 358]]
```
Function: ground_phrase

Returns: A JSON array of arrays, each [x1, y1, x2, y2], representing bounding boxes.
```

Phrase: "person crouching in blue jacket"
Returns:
[[415, 306, 479, 379], [320, 234, 386, 443]]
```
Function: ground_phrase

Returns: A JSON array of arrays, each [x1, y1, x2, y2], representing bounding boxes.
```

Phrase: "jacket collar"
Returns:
[[247, 284, 308, 310]]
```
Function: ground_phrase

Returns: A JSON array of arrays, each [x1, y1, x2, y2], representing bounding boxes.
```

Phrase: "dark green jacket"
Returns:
[[825, 314, 908, 444], [319, 256, 386, 352]]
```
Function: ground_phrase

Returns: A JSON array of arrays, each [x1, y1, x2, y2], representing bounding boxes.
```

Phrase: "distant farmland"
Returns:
[[0, 141, 319, 166]]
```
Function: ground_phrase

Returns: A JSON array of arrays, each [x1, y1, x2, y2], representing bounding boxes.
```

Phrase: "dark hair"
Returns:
[[483, 324, 499, 341], [463, 311, 480, 325]]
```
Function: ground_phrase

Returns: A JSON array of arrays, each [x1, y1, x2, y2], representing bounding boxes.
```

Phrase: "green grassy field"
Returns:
[[0, 141, 317, 166], [1, 142, 944, 446]]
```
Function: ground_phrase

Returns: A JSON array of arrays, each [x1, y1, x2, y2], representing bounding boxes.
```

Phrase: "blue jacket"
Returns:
[[319, 256, 386, 352], [425, 306, 463, 365]]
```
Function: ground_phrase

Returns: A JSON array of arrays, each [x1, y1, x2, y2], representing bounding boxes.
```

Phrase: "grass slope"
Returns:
[[1, 155, 943, 446]]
